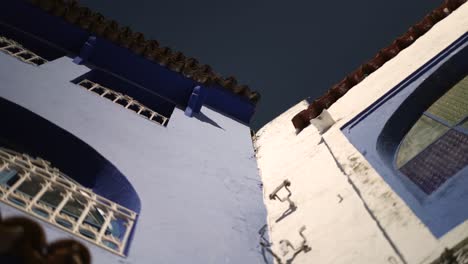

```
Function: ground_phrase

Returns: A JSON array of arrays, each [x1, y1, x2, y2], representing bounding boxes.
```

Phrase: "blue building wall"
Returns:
[[0, 53, 267, 263], [0, 1, 257, 125]]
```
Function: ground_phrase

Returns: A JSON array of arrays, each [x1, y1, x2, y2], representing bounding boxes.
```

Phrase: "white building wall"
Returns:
[[255, 3, 468, 264]]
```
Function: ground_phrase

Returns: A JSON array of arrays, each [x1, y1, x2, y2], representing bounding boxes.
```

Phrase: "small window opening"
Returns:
[[0, 36, 48, 66], [76, 79, 169, 126]]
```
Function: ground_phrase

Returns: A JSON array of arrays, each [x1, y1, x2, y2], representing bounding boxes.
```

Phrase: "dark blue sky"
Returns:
[[79, 0, 441, 130]]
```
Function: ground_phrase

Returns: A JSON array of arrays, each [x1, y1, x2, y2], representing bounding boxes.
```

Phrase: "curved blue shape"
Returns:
[[0, 97, 141, 213], [342, 33, 468, 237]]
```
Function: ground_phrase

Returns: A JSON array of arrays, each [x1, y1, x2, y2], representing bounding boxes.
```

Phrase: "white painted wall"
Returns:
[[255, 3, 468, 264]]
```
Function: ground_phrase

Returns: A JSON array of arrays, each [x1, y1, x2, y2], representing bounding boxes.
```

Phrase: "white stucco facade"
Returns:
[[255, 3, 468, 264]]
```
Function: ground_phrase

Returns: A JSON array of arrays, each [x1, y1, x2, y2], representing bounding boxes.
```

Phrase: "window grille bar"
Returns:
[[0, 44, 15, 50], [96, 208, 114, 243], [73, 200, 95, 232], [120, 219, 135, 254], [88, 84, 100, 91], [124, 102, 134, 109], [51, 191, 72, 221], [26, 181, 51, 211], [423, 112, 454, 128], [5, 172, 29, 196], [14, 50, 27, 56], [26, 55, 39, 62]]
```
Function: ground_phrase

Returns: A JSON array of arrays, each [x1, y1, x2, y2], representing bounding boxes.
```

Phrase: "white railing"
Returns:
[[0, 36, 47, 66], [0, 148, 137, 256], [77, 79, 169, 126]]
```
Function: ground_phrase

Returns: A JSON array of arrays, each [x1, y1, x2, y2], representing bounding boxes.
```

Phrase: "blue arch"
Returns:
[[342, 33, 468, 237], [377, 46, 467, 169], [0, 97, 141, 213]]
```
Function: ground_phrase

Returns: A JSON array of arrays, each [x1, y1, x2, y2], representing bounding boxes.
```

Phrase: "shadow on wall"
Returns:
[[0, 97, 141, 214], [193, 111, 225, 130]]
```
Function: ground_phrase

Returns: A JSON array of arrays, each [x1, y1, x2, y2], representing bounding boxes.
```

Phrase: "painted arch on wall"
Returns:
[[0, 96, 141, 214]]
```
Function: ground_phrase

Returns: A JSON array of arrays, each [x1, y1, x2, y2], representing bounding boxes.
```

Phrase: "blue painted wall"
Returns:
[[343, 34, 468, 238], [0, 53, 267, 263], [0, 1, 256, 124]]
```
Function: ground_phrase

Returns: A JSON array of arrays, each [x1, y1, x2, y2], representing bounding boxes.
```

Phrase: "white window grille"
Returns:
[[0, 36, 47, 66], [0, 147, 137, 256], [77, 79, 169, 126]]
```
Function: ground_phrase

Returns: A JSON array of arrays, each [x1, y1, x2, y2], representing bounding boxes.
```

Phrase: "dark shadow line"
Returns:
[[194, 111, 225, 130]]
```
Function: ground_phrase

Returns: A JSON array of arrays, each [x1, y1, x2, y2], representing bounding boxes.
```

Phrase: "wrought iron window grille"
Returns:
[[77, 79, 169, 126], [0, 36, 47, 66], [0, 147, 137, 256]]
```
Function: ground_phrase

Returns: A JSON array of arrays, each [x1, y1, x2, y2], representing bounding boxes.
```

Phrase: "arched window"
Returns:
[[343, 35, 467, 237], [0, 147, 136, 256], [395, 75, 468, 194]]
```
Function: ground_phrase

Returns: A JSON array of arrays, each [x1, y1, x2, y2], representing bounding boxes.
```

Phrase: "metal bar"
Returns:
[[14, 50, 27, 56], [25, 55, 39, 62], [119, 219, 134, 254], [51, 191, 72, 220], [73, 200, 95, 232], [26, 181, 51, 211], [5, 172, 29, 196], [98, 213, 114, 244], [88, 84, 100, 91], [0, 44, 15, 51]]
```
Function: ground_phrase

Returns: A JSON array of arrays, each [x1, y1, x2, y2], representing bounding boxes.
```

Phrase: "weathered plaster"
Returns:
[[255, 103, 399, 264], [256, 3, 468, 264]]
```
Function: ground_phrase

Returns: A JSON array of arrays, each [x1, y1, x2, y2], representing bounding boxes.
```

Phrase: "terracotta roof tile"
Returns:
[[28, 0, 261, 104], [292, 0, 466, 131]]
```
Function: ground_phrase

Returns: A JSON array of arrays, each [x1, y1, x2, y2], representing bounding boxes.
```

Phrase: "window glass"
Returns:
[[427, 75, 468, 125], [396, 74, 467, 194], [396, 115, 449, 168], [462, 120, 468, 129], [400, 130, 468, 194]]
